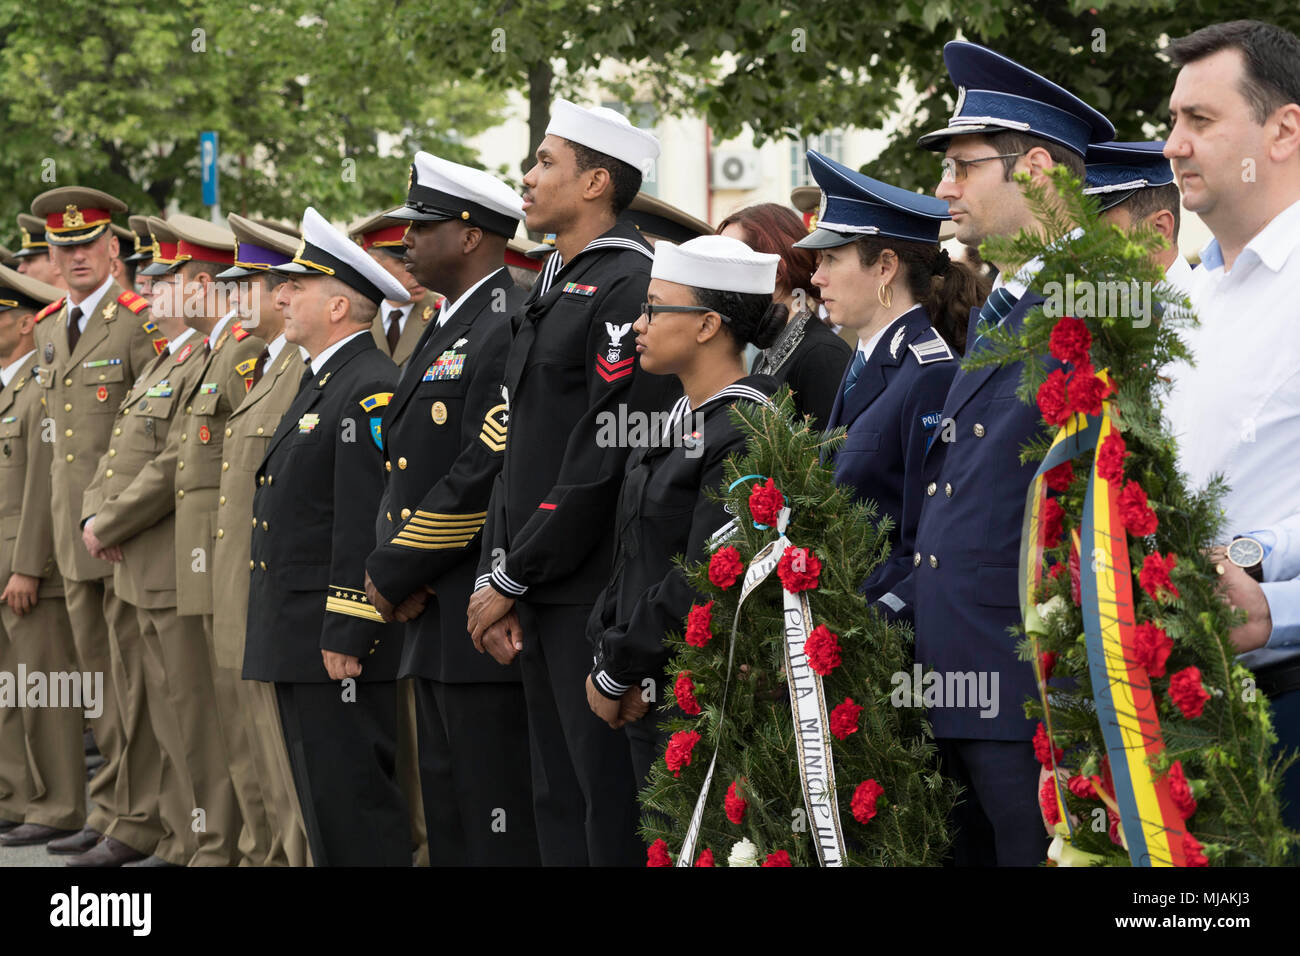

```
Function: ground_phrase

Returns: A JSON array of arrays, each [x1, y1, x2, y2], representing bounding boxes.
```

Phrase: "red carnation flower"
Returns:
[[1040, 776, 1062, 826], [1049, 316, 1092, 366], [1118, 481, 1159, 537], [1139, 552, 1180, 602], [851, 779, 885, 825], [762, 850, 793, 867], [1183, 831, 1209, 867], [1033, 722, 1063, 768], [674, 671, 701, 716], [694, 848, 714, 867], [664, 730, 702, 777], [724, 781, 748, 825], [1067, 775, 1097, 800], [1041, 496, 1066, 549], [1065, 363, 1112, 417], [748, 477, 785, 527], [708, 546, 743, 589], [1166, 760, 1197, 820], [646, 839, 672, 867], [1039, 650, 1059, 681], [1134, 622, 1173, 679], [804, 625, 842, 676], [1047, 562, 1066, 580], [830, 697, 863, 741], [684, 601, 714, 648], [1107, 809, 1123, 846], [776, 546, 821, 593], [1037, 369, 1071, 426], [1096, 432, 1129, 483], [1169, 666, 1210, 719], [1044, 461, 1075, 492]]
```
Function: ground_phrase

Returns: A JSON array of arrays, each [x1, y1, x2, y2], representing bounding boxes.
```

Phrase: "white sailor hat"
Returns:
[[390, 152, 525, 238], [545, 99, 661, 176], [651, 235, 780, 295], [273, 207, 410, 305]]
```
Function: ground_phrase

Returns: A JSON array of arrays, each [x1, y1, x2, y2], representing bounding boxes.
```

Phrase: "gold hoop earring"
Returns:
[[877, 283, 893, 309]]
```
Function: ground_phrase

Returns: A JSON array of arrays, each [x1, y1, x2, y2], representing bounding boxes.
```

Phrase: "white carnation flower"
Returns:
[[728, 837, 760, 867]]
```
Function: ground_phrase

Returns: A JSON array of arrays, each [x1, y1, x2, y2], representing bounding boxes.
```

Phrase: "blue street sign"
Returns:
[[200, 131, 219, 206]]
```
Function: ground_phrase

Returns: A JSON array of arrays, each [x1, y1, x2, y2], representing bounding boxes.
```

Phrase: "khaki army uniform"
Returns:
[[32, 281, 165, 854], [0, 353, 84, 830], [172, 316, 266, 864], [212, 340, 311, 866], [83, 332, 237, 865]]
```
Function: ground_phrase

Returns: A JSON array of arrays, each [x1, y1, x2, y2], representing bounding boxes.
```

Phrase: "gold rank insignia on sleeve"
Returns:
[[479, 402, 508, 452], [359, 392, 393, 412], [325, 586, 385, 622], [391, 510, 487, 551]]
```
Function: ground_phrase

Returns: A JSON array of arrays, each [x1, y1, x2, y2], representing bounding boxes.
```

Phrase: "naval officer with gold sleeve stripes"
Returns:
[[242, 207, 410, 866]]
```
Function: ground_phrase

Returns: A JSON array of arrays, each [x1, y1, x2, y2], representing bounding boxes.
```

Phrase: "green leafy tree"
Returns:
[[0, 0, 505, 235]]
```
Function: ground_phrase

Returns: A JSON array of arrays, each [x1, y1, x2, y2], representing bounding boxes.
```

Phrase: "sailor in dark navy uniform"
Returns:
[[796, 151, 987, 620], [465, 99, 680, 866], [243, 207, 412, 866], [908, 41, 1114, 866], [585, 235, 784, 784], [363, 152, 539, 865]]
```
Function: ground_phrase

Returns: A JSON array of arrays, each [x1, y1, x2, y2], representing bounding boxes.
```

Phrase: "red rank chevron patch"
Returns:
[[595, 353, 634, 383]]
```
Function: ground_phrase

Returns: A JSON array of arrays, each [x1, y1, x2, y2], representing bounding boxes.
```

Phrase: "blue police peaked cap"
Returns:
[[793, 151, 951, 249], [918, 41, 1114, 157], [1083, 140, 1174, 210]]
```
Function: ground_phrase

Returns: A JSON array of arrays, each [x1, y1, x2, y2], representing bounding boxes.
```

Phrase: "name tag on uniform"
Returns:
[[423, 351, 465, 382], [562, 282, 597, 296], [145, 381, 173, 398], [298, 413, 320, 433]]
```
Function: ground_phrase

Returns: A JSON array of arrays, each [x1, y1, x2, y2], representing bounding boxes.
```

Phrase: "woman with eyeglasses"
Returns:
[[798, 151, 990, 622], [584, 234, 782, 785]]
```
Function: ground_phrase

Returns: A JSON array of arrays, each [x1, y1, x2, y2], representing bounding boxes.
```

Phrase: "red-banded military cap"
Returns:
[[348, 210, 410, 257], [30, 187, 128, 246]]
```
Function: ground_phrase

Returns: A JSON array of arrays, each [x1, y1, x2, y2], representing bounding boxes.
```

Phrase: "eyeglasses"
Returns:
[[940, 152, 1025, 183], [639, 302, 733, 325]]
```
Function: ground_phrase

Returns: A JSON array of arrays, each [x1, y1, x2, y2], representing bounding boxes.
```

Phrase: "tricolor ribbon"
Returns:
[[1019, 370, 1188, 866]]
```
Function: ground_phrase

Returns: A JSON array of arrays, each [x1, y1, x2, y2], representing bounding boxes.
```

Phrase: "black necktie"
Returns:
[[251, 346, 271, 388], [297, 360, 314, 394], [67, 307, 83, 354], [385, 309, 403, 355]]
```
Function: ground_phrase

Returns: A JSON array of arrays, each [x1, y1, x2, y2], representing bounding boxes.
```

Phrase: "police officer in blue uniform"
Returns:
[[363, 152, 540, 866], [584, 235, 783, 784], [795, 151, 987, 619], [243, 207, 412, 866], [906, 41, 1114, 866]]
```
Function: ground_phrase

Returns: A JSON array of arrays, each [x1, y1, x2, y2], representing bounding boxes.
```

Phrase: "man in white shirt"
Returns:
[[1163, 19, 1300, 830]]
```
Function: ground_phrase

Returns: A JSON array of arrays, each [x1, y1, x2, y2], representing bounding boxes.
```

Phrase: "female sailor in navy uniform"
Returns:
[[584, 235, 784, 784], [799, 151, 989, 622]]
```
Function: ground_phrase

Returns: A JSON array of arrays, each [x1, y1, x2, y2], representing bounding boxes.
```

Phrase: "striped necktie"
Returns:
[[971, 286, 1019, 349], [842, 348, 869, 396]]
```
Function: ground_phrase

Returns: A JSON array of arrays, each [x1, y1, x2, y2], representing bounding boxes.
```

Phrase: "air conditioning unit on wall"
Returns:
[[712, 150, 761, 190]]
